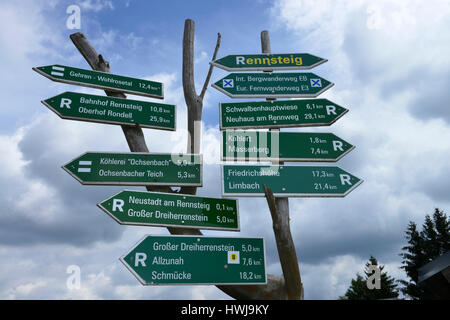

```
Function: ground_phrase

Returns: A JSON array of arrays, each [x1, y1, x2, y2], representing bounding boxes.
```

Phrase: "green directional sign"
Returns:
[[211, 53, 327, 71], [62, 152, 202, 186], [42, 92, 175, 130], [220, 99, 348, 129], [98, 190, 239, 231], [222, 131, 354, 162], [120, 235, 266, 285], [212, 72, 333, 98], [222, 165, 362, 197], [33, 64, 163, 99]]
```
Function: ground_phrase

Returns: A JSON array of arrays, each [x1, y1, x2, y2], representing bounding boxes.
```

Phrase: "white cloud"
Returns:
[[78, 0, 114, 12], [6, 280, 48, 299], [0, 128, 27, 178], [194, 50, 208, 64]]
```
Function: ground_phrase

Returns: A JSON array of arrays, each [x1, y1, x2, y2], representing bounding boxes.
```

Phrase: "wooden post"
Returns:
[[180, 20, 287, 299], [261, 30, 304, 300]]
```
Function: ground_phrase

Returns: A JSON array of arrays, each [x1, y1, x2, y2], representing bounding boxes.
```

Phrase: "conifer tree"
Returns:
[[399, 208, 450, 299], [433, 209, 450, 254]]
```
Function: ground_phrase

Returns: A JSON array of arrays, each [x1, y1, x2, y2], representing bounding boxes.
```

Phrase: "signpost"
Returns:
[[42, 92, 175, 130], [222, 165, 362, 197], [33, 32, 362, 298], [212, 72, 333, 98], [210, 53, 327, 71], [120, 235, 266, 285], [219, 99, 348, 129], [33, 64, 164, 99], [222, 131, 354, 162], [98, 190, 239, 231], [62, 152, 202, 186]]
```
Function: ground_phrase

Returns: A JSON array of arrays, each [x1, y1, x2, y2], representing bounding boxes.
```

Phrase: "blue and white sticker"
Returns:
[[223, 79, 234, 88], [310, 78, 322, 87]]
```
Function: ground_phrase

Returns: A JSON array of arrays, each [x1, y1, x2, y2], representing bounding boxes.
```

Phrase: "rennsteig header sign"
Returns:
[[211, 53, 327, 71]]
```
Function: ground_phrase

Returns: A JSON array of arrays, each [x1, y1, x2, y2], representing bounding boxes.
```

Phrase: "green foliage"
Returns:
[[399, 208, 450, 299], [339, 256, 399, 300]]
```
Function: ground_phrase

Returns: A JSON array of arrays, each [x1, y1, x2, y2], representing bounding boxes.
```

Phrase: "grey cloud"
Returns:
[[407, 70, 450, 123], [0, 188, 122, 247], [412, 163, 450, 203], [0, 120, 128, 247], [288, 193, 412, 266], [340, 11, 450, 123]]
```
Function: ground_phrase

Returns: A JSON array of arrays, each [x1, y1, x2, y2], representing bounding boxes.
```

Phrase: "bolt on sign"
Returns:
[[42, 92, 175, 130], [222, 165, 363, 197], [210, 53, 327, 71], [33, 64, 163, 99], [62, 152, 202, 186], [219, 99, 348, 129], [98, 190, 239, 231], [120, 235, 266, 285], [222, 131, 354, 162], [212, 72, 333, 98]]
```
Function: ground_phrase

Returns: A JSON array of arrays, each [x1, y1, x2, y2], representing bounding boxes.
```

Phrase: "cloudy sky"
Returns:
[[1, 0, 449, 300]]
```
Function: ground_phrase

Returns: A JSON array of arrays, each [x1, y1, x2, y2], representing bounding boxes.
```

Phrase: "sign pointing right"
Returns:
[[219, 98, 348, 129], [222, 165, 363, 197], [222, 131, 354, 162]]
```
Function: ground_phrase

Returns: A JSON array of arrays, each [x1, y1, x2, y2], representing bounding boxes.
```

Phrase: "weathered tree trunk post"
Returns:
[[180, 19, 288, 299], [261, 30, 304, 300]]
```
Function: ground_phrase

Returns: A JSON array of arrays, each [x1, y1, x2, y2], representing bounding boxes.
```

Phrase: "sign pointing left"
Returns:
[[33, 64, 163, 99], [120, 235, 266, 285], [62, 152, 202, 186], [42, 92, 176, 130], [98, 190, 239, 231]]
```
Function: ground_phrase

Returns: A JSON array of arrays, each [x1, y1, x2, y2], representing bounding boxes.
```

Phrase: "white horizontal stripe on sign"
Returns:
[[52, 66, 65, 71], [50, 71, 64, 77]]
